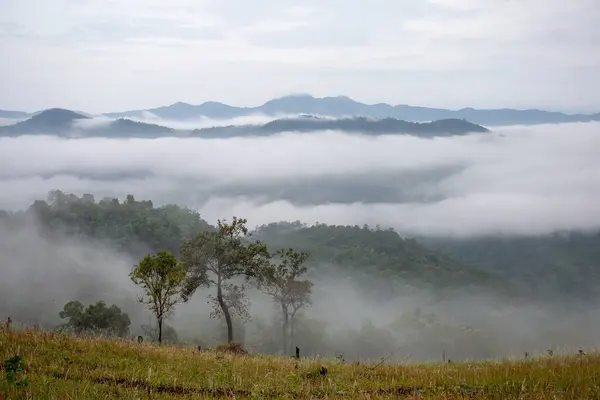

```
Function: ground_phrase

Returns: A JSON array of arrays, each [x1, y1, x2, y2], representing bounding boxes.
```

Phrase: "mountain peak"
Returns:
[[0, 108, 90, 135], [30, 108, 90, 124]]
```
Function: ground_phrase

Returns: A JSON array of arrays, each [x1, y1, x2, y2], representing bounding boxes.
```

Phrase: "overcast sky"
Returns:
[[1, 0, 599, 113]]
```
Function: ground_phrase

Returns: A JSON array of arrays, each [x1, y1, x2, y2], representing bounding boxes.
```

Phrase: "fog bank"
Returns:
[[2, 215, 600, 362], [1, 122, 599, 237]]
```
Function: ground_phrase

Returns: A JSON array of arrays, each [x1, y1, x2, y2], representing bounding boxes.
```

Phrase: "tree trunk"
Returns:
[[158, 316, 163, 345], [289, 311, 297, 355], [217, 280, 234, 343], [281, 304, 289, 355]]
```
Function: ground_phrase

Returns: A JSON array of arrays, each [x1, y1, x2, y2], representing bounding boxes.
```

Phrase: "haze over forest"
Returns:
[[1, 101, 600, 362], [1, 0, 599, 365]]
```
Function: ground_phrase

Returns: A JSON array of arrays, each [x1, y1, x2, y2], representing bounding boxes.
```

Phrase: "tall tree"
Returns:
[[180, 217, 270, 343], [256, 248, 313, 354], [130, 250, 190, 344]]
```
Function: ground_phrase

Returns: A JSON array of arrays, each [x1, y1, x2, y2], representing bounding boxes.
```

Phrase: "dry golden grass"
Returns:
[[1, 328, 600, 399]]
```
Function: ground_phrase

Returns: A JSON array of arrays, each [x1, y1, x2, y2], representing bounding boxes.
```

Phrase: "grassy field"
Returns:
[[1, 328, 599, 399]]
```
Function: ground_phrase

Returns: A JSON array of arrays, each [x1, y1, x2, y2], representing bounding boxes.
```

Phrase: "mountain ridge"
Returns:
[[103, 94, 600, 126], [4, 94, 599, 126], [0, 109, 175, 137], [192, 116, 489, 138], [0, 109, 489, 138]]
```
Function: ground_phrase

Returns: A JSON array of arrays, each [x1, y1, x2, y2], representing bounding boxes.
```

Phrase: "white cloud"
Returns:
[[0, 122, 599, 237], [128, 113, 305, 130]]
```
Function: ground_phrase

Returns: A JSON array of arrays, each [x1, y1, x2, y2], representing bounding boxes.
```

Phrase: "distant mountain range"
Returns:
[[2, 94, 599, 127], [0, 108, 489, 138], [100, 95, 600, 126]]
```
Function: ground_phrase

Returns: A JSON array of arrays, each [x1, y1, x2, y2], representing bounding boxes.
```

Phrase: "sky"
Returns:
[[1, 121, 599, 237], [1, 0, 599, 113]]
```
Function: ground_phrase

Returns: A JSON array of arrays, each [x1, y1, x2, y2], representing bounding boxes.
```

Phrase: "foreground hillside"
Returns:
[[1, 329, 598, 399]]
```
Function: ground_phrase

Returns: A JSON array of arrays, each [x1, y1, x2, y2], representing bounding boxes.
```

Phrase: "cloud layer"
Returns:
[[1, 122, 599, 237], [1, 0, 599, 112]]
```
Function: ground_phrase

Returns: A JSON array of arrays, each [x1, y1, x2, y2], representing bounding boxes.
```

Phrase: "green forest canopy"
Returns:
[[2, 190, 599, 299], [0, 191, 499, 293]]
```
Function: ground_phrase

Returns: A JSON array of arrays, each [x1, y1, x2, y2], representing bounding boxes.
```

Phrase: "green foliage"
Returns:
[[180, 217, 271, 343], [253, 222, 501, 293], [130, 250, 190, 344], [58, 300, 131, 337], [23, 190, 212, 256], [1, 191, 503, 297], [3, 355, 28, 386], [2, 354, 30, 395], [422, 233, 600, 299]]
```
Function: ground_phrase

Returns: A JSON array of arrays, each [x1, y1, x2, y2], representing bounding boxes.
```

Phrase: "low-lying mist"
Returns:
[[2, 214, 600, 362], [124, 112, 311, 130], [1, 121, 599, 237]]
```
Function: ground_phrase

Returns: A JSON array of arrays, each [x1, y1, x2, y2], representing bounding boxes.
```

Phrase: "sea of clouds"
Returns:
[[0, 121, 599, 237]]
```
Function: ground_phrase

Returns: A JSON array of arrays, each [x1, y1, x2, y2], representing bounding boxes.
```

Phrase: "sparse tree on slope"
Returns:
[[130, 250, 190, 344], [180, 217, 270, 343], [256, 248, 313, 354]]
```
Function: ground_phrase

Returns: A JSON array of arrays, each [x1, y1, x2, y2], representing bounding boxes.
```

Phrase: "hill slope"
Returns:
[[420, 232, 600, 300], [0, 108, 90, 135], [81, 118, 176, 138], [253, 221, 503, 294], [0, 191, 501, 294], [0, 112, 176, 138], [1, 329, 598, 399], [192, 116, 489, 138], [0, 113, 489, 138]]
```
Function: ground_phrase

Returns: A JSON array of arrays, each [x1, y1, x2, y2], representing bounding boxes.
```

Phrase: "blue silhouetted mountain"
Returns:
[[103, 94, 600, 126], [82, 119, 175, 138], [0, 108, 90, 135], [104, 101, 243, 120], [192, 116, 489, 138], [0, 109, 175, 138], [2, 106, 490, 138], [191, 116, 489, 138]]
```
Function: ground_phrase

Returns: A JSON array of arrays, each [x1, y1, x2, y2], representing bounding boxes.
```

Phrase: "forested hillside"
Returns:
[[253, 222, 502, 294], [3, 191, 598, 300], [2, 190, 212, 258], [421, 233, 600, 299], [3, 191, 600, 361], [0, 191, 500, 295]]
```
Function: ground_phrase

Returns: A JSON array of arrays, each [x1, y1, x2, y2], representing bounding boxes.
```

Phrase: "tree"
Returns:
[[58, 300, 131, 337], [180, 217, 270, 343], [141, 321, 179, 344], [256, 248, 313, 354], [130, 250, 190, 344]]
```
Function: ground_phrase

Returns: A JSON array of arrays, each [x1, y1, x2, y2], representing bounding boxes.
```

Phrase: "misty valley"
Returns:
[[2, 188, 600, 364], [2, 2, 599, 395], [0, 96, 600, 376]]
